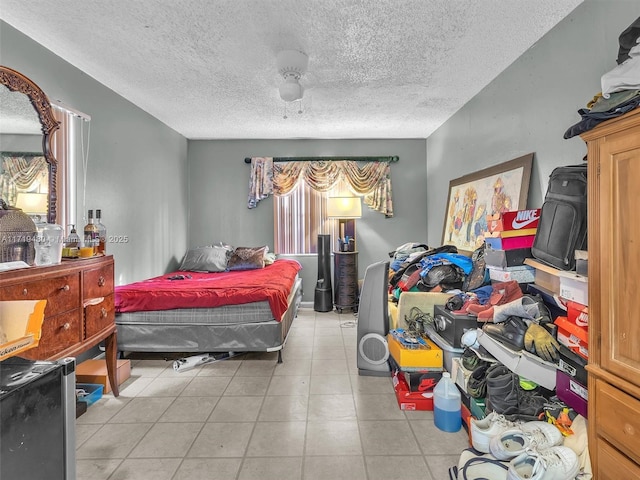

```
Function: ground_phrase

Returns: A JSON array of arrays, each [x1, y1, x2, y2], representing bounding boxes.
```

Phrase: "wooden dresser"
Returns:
[[0, 255, 119, 396], [581, 108, 640, 476]]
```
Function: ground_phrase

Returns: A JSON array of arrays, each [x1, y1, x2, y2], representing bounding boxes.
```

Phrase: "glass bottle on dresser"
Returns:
[[96, 209, 107, 254], [83, 209, 99, 255]]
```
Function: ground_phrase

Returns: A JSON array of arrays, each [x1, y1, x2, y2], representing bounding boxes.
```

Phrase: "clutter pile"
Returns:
[[386, 205, 591, 478]]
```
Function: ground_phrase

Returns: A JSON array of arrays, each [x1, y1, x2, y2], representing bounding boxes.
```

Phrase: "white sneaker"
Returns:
[[456, 448, 509, 480], [490, 421, 563, 460], [507, 446, 580, 480], [470, 411, 520, 453]]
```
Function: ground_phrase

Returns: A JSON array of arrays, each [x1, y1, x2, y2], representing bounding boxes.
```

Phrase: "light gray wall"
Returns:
[[1, 21, 189, 285], [426, 0, 639, 246], [188, 139, 427, 301], [0, 134, 41, 152]]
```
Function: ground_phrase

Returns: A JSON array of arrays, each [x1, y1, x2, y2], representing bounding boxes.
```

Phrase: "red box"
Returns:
[[485, 235, 536, 250], [392, 369, 434, 411], [487, 209, 541, 233], [566, 301, 588, 329], [555, 370, 588, 418], [554, 316, 588, 360]]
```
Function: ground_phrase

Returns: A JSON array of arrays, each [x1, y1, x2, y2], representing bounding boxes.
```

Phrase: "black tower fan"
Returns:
[[314, 234, 333, 312]]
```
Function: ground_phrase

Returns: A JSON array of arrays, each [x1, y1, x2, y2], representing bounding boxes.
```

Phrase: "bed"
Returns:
[[114, 257, 303, 363]]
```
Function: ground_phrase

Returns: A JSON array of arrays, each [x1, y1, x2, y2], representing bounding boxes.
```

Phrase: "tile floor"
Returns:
[[76, 307, 469, 480]]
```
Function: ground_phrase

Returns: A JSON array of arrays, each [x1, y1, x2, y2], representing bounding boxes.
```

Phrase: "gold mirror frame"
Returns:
[[0, 65, 60, 224]]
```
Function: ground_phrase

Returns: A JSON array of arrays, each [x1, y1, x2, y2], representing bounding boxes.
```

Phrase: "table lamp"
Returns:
[[327, 196, 362, 251]]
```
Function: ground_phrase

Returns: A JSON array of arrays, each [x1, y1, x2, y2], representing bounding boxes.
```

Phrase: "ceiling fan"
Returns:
[[276, 49, 309, 102]]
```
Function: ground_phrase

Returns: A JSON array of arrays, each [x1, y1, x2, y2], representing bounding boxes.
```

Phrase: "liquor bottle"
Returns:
[[95, 209, 107, 254], [83, 209, 98, 255], [65, 224, 80, 248]]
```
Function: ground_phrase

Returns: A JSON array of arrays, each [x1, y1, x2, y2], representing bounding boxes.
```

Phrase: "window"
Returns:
[[274, 179, 348, 254]]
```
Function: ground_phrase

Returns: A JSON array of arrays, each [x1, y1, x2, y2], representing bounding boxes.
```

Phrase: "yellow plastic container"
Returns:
[[388, 334, 443, 369]]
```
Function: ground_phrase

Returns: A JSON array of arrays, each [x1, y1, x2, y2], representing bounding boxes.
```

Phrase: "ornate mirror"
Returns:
[[0, 65, 60, 224]]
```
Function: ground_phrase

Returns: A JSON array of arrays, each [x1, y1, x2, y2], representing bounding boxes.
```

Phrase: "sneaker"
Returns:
[[470, 411, 520, 454], [456, 447, 510, 480], [490, 421, 563, 460], [507, 446, 580, 480], [467, 363, 490, 399]]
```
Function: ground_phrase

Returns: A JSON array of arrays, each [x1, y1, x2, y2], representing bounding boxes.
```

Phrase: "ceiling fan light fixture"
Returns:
[[276, 49, 308, 78], [279, 77, 304, 102]]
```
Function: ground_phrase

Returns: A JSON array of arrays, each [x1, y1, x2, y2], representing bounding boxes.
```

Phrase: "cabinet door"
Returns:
[[594, 128, 640, 387]]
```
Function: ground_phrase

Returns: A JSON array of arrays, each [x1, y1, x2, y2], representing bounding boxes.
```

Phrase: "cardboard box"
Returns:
[[575, 250, 588, 277], [485, 235, 536, 251], [0, 300, 47, 361], [388, 355, 442, 392], [387, 334, 443, 369], [476, 328, 557, 390], [555, 316, 588, 360], [558, 272, 588, 306], [488, 265, 535, 284], [524, 258, 562, 295], [391, 369, 434, 411], [484, 248, 533, 269], [487, 209, 541, 233], [76, 359, 132, 394], [557, 344, 588, 386], [566, 301, 588, 329], [556, 370, 588, 418]]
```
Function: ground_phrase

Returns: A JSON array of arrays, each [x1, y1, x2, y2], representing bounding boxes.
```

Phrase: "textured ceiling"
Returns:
[[0, 0, 583, 140]]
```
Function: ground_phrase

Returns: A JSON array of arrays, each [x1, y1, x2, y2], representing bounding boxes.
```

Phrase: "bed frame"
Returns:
[[115, 277, 302, 363]]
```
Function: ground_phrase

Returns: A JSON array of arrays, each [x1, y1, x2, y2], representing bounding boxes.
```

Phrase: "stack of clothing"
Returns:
[[564, 16, 640, 139]]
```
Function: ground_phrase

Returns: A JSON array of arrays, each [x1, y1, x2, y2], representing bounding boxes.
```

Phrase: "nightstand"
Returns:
[[333, 251, 358, 313]]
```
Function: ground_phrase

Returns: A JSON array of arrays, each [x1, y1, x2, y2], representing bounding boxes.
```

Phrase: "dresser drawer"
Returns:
[[83, 262, 114, 299], [20, 310, 81, 360], [595, 378, 640, 464], [85, 294, 114, 338], [0, 273, 80, 316], [594, 437, 640, 479]]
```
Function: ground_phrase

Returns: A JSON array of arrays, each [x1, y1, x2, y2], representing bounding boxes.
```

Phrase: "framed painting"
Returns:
[[441, 153, 533, 253]]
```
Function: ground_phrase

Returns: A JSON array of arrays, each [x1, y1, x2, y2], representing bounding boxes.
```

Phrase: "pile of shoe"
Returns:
[[448, 412, 580, 479], [483, 363, 550, 421]]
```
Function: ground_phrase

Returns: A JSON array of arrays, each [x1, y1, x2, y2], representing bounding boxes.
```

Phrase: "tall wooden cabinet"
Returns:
[[581, 108, 640, 476], [0, 255, 119, 396]]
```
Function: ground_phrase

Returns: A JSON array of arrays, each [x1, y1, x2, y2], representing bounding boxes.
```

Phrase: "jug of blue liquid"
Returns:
[[433, 372, 461, 432]]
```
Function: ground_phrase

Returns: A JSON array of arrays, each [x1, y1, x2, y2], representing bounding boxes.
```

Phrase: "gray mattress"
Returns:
[[116, 277, 302, 354]]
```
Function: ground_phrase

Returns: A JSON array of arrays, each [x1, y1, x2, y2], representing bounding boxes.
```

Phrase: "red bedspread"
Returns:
[[115, 259, 301, 322]]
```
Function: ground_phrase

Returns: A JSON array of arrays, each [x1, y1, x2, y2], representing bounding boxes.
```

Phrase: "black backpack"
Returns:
[[531, 164, 587, 270]]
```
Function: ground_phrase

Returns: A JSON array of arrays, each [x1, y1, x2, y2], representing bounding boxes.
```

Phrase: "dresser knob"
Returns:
[[62, 322, 70, 330], [22, 288, 28, 296], [60, 284, 70, 292], [98, 276, 106, 287], [101, 307, 108, 318]]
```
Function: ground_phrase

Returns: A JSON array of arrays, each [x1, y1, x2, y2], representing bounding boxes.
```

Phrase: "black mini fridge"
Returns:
[[0, 356, 76, 480]]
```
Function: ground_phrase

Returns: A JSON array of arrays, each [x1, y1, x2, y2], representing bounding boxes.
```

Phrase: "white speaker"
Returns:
[[357, 260, 391, 376]]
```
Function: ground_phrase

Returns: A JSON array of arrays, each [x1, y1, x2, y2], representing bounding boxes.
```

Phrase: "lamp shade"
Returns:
[[327, 196, 362, 218], [15, 192, 48, 215]]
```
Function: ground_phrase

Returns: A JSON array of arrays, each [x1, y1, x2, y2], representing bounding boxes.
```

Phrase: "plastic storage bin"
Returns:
[[76, 383, 103, 407], [433, 372, 462, 432]]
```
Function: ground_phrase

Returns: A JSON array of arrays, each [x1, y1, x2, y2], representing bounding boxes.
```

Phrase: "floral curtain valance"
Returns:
[[247, 157, 394, 217]]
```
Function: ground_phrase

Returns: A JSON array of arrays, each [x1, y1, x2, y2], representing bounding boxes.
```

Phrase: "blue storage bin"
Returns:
[[76, 383, 103, 406]]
